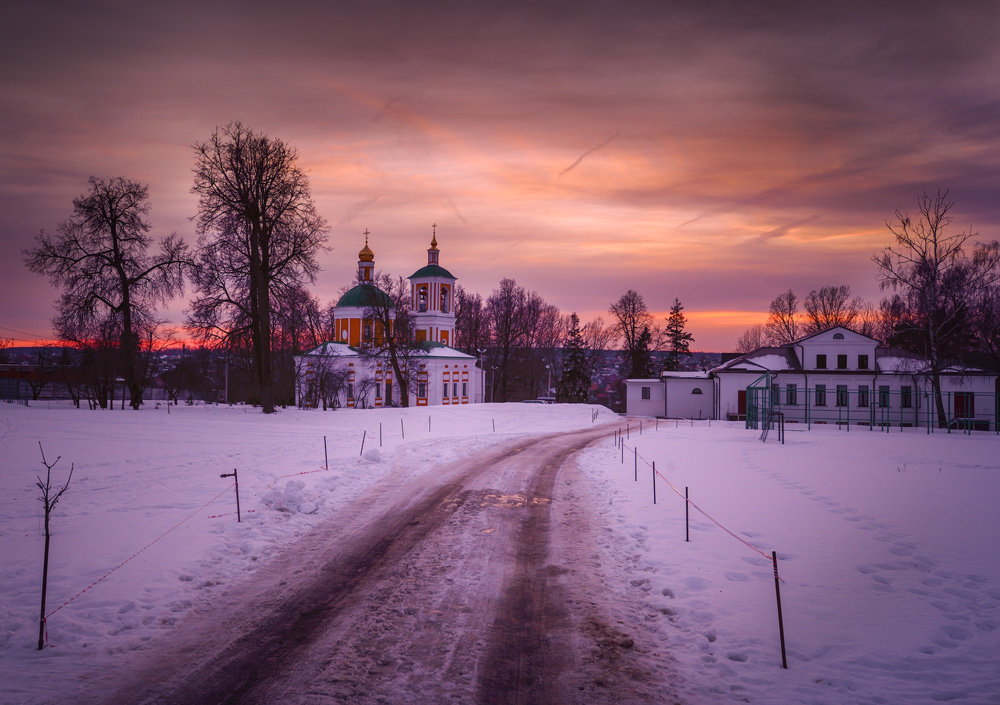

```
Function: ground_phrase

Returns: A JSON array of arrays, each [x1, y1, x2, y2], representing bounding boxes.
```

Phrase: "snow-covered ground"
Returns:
[[1, 402, 998, 704]]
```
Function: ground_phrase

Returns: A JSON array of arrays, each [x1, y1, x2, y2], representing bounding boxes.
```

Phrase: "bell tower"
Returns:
[[409, 224, 457, 346]]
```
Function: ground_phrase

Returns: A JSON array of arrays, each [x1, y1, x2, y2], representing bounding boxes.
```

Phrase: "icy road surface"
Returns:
[[85, 424, 675, 705]]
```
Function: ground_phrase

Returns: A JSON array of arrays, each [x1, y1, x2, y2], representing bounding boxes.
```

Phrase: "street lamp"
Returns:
[[477, 348, 486, 404], [490, 365, 498, 403], [545, 364, 551, 398]]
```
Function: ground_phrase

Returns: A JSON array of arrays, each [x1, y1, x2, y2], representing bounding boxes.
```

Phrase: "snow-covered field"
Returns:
[[1, 402, 998, 704]]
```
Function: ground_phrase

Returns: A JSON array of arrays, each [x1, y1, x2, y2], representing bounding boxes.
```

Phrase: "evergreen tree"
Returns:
[[557, 313, 590, 402], [664, 298, 694, 371], [631, 325, 654, 378]]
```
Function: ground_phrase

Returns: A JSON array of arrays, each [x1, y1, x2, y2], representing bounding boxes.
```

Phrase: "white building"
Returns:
[[294, 232, 483, 409], [626, 326, 998, 431]]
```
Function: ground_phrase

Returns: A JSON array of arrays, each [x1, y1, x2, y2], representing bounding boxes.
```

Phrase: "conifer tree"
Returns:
[[664, 298, 694, 371], [557, 313, 590, 402]]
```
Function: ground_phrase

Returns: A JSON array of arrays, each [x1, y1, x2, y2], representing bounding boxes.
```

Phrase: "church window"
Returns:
[[858, 354, 869, 369], [453, 382, 458, 397], [815, 384, 827, 406], [348, 383, 354, 400], [462, 382, 467, 397], [418, 382, 427, 398], [833, 332, 845, 339], [837, 354, 848, 369], [858, 385, 869, 407], [692, 388, 703, 395], [816, 354, 827, 369], [443, 382, 448, 398], [900, 385, 912, 408], [441, 286, 449, 313], [418, 287, 428, 312], [376, 382, 381, 399]]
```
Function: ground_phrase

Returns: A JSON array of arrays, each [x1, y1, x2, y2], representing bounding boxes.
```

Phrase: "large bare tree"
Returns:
[[24, 176, 188, 409], [764, 289, 799, 344], [802, 285, 864, 335], [190, 122, 328, 413], [873, 188, 1000, 426], [735, 323, 767, 353], [609, 289, 659, 378], [363, 273, 419, 407]]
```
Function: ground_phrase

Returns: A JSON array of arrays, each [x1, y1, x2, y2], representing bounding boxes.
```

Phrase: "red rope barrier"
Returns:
[[623, 440, 773, 562], [44, 482, 235, 622]]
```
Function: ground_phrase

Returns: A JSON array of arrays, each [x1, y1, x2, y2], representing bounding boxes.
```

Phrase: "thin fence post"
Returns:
[[401, 417, 405, 439], [772, 551, 789, 669], [324, 435, 328, 470], [428, 414, 431, 432], [652, 461, 657, 504], [627, 424, 630, 440], [360, 430, 367, 456], [379, 422, 383, 447], [634, 446, 637, 482], [219, 469, 241, 522], [621, 440, 624, 464], [685, 486, 690, 542]]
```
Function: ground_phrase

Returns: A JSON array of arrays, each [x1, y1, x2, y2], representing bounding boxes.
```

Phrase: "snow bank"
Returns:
[[580, 419, 1000, 704], [0, 401, 606, 704], [2, 404, 998, 704]]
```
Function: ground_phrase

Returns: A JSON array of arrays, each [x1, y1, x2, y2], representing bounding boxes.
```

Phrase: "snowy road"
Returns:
[[84, 423, 674, 705]]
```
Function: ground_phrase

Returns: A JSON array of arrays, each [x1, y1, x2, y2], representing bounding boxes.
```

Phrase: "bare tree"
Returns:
[[735, 323, 767, 353], [362, 273, 420, 407], [35, 442, 73, 650], [454, 286, 489, 355], [609, 289, 660, 378], [581, 315, 615, 381], [764, 290, 799, 344], [190, 122, 328, 413], [24, 177, 188, 409], [802, 285, 864, 334], [873, 188, 1000, 426], [971, 283, 1000, 371]]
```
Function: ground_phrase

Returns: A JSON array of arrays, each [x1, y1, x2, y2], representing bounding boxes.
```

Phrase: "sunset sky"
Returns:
[[3, 0, 1000, 351]]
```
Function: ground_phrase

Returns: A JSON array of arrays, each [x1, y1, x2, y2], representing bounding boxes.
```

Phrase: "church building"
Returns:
[[294, 230, 483, 409]]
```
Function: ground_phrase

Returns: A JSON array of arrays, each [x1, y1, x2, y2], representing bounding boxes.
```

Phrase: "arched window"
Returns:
[[418, 286, 428, 312], [832, 332, 845, 339], [691, 388, 703, 395], [440, 286, 449, 313]]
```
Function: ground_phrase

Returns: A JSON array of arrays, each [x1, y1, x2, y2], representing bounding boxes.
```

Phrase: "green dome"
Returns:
[[336, 283, 394, 308], [408, 263, 456, 280]]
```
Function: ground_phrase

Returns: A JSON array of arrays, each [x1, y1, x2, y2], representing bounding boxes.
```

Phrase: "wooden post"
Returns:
[[634, 446, 637, 482], [652, 461, 657, 504], [772, 551, 788, 669], [360, 430, 367, 456], [219, 469, 241, 522], [685, 487, 690, 542], [323, 435, 328, 469]]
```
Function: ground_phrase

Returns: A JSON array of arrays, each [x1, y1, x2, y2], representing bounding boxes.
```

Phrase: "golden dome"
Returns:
[[359, 230, 374, 261]]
